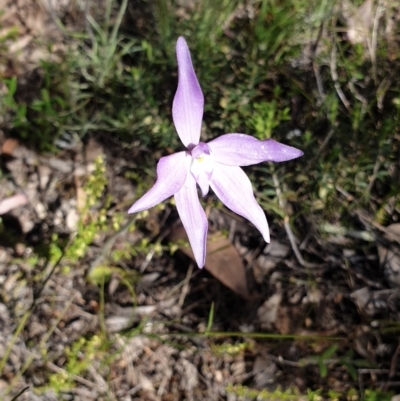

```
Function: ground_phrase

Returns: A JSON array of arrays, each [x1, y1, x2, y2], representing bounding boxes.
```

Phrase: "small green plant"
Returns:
[[38, 335, 106, 395], [0, 61, 74, 151], [0, 77, 27, 129], [65, 155, 108, 262], [76, 0, 136, 89], [226, 384, 393, 401], [248, 98, 291, 140], [211, 341, 251, 357], [304, 344, 339, 378], [226, 383, 309, 400]]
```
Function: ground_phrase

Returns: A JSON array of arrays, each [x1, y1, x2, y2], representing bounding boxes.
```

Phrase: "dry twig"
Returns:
[[272, 170, 314, 268]]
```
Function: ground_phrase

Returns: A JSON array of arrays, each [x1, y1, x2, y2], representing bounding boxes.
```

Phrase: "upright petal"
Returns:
[[210, 164, 270, 242], [175, 174, 208, 268], [172, 37, 204, 148], [128, 151, 189, 214], [208, 134, 303, 166]]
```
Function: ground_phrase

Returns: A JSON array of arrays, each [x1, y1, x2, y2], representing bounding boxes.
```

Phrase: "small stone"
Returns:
[[38, 165, 52, 190], [258, 292, 282, 328], [47, 157, 73, 173], [34, 202, 47, 219], [257, 240, 290, 274], [65, 209, 79, 232]]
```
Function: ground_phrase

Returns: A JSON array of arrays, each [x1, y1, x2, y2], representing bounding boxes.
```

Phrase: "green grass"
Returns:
[[0, 0, 399, 399]]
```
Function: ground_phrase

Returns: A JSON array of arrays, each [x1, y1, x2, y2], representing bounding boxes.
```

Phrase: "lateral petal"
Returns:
[[210, 164, 270, 242], [128, 151, 189, 214], [175, 174, 208, 268], [172, 37, 204, 148], [208, 134, 303, 166]]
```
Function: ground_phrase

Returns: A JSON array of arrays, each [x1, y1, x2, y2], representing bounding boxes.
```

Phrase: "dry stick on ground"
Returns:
[[376, 76, 393, 111], [306, 21, 338, 168], [358, 368, 392, 395], [139, 248, 156, 273], [313, 61, 326, 104], [305, 22, 338, 170], [267, 352, 354, 370], [369, 0, 384, 86], [386, 342, 400, 391], [354, 209, 399, 240], [271, 169, 315, 268], [228, 218, 236, 243], [245, 238, 266, 271], [348, 78, 368, 117], [46, 361, 112, 396], [178, 263, 194, 309], [366, 157, 381, 195], [330, 41, 352, 113], [9, 387, 29, 401], [140, 209, 172, 272], [310, 22, 326, 104], [311, 125, 337, 164], [341, 257, 384, 289]]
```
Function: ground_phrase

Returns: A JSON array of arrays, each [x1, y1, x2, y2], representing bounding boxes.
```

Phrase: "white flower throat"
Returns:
[[189, 142, 214, 196]]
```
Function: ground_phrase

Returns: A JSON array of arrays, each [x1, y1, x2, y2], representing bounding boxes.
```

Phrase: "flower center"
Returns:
[[189, 142, 214, 196], [190, 142, 210, 159]]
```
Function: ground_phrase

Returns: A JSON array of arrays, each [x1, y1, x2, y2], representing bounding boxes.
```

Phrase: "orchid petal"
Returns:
[[128, 151, 189, 214], [210, 164, 270, 242], [172, 37, 204, 148], [175, 174, 208, 268], [208, 134, 303, 166]]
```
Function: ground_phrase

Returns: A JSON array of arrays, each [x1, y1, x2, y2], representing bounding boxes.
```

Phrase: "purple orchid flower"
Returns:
[[129, 37, 303, 268]]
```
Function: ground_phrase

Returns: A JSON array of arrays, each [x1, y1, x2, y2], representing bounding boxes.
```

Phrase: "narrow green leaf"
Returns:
[[206, 302, 215, 333]]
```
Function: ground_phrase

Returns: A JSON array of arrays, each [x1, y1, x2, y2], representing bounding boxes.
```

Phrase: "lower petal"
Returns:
[[128, 151, 189, 214], [175, 174, 208, 268], [210, 164, 270, 242]]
